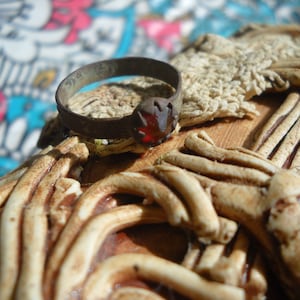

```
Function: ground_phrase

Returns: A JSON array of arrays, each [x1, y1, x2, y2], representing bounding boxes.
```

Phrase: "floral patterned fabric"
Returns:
[[0, 0, 299, 175]]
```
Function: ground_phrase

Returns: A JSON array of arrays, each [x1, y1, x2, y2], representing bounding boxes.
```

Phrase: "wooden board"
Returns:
[[82, 93, 284, 183]]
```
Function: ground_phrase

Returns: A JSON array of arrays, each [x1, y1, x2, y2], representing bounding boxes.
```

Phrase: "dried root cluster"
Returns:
[[1, 93, 300, 300], [251, 92, 300, 170]]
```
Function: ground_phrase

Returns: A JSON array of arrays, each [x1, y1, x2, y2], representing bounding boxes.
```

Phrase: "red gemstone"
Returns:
[[131, 97, 177, 146], [137, 112, 162, 144]]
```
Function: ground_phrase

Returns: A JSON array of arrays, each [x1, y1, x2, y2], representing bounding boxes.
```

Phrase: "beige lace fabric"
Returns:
[[172, 24, 300, 126]]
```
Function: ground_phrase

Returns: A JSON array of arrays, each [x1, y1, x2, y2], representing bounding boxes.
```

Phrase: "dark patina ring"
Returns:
[[55, 57, 182, 146]]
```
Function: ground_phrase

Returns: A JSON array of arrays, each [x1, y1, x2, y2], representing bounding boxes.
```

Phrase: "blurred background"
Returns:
[[1, 0, 300, 175]]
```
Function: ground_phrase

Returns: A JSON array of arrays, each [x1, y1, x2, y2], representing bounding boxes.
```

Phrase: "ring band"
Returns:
[[55, 57, 182, 146]]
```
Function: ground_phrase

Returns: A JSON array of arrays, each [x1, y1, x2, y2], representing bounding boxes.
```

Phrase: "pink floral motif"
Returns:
[[45, 0, 92, 44], [138, 19, 181, 53], [0, 91, 7, 122]]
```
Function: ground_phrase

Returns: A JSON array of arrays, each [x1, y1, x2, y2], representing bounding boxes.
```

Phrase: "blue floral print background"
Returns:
[[0, 0, 300, 175]]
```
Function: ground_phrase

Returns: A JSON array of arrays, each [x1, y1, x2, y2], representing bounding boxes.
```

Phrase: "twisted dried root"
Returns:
[[252, 92, 300, 169], [48, 177, 83, 244], [150, 164, 238, 244], [0, 133, 280, 300], [40, 137, 261, 300], [109, 287, 165, 300], [54, 204, 167, 300], [0, 146, 53, 207], [159, 131, 278, 186], [0, 137, 89, 300], [270, 60, 300, 87], [44, 171, 191, 298], [181, 230, 267, 299], [82, 253, 245, 300], [156, 130, 300, 299], [16, 143, 89, 300]]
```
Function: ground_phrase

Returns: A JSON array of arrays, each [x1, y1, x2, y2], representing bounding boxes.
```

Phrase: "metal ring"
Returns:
[[55, 57, 182, 146]]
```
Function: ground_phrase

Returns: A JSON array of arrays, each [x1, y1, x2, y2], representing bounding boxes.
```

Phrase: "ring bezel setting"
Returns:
[[55, 57, 182, 146]]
